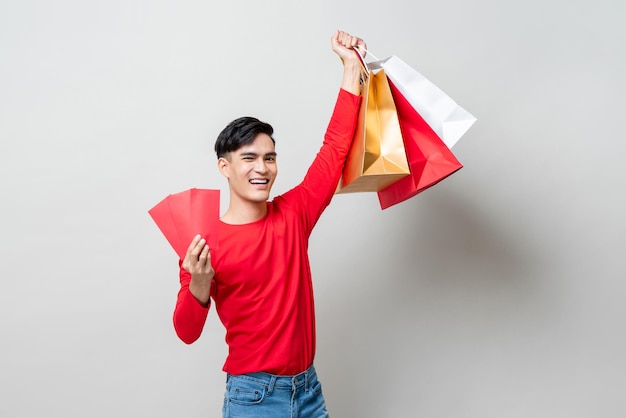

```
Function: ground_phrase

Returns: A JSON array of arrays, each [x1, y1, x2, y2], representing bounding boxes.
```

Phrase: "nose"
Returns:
[[253, 158, 268, 173]]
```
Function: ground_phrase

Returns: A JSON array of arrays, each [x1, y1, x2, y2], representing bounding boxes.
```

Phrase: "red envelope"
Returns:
[[149, 188, 220, 259], [377, 79, 463, 209]]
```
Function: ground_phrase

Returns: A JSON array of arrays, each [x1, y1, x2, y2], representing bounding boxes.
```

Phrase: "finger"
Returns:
[[337, 31, 349, 45], [192, 238, 206, 257], [345, 34, 355, 47], [187, 244, 208, 274], [198, 244, 210, 265], [340, 33, 351, 48], [355, 39, 367, 57], [331, 30, 339, 45], [186, 234, 202, 254], [182, 258, 190, 272], [182, 235, 202, 271], [332, 31, 348, 53], [187, 238, 206, 269]]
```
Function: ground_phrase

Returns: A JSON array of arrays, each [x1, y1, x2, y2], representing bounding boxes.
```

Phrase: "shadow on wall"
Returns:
[[398, 190, 532, 284], [317, 188, 546, 416]]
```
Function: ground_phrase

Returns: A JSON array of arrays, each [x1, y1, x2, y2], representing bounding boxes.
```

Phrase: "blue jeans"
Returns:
[[222, 365, 330, 418]]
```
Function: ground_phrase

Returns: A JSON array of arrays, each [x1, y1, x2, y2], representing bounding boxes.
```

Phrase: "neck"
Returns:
[[221, 200, 267, 225]]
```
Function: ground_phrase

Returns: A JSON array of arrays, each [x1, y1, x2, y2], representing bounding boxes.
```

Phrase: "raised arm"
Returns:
[[283, 31, 367, 229]]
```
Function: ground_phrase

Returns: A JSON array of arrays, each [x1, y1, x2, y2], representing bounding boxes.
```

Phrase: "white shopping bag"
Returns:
[[369, 55, 476, 149]]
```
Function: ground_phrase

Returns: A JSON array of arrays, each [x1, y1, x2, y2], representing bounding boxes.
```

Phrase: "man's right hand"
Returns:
[[182, 234, 214, 306], [331, 30, 366, 64], [331, 30, 367, 96]]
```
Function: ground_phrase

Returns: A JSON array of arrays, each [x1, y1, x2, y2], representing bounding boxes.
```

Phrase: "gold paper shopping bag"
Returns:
[[336, 65, 410, 194]]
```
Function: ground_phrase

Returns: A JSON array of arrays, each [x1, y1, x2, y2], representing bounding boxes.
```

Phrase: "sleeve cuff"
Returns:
[[339, 87, 362, 103], [185, 288, 210, 311]]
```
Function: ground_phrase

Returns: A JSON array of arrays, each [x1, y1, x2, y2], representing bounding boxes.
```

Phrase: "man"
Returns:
[[173, 30, 366, 417]]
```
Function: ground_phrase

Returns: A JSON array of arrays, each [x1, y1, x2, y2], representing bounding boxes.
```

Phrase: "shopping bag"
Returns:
[[377, 79, 463, 209], [148, 188, 220, 259], [336, 51, 410, 193], [369, 55, 476, 149]]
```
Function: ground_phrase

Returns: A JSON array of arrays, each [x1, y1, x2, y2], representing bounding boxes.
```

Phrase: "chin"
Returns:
[[249, 191, 271, 202]]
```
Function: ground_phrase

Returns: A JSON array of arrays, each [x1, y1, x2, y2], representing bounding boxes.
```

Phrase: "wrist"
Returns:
[[342, 59, 361, 72], [340, 61, 363, 96], [189, 275, 212, 306]]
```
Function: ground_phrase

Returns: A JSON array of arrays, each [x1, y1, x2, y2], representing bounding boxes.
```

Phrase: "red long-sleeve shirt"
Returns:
[[173, 89, 361, 375]]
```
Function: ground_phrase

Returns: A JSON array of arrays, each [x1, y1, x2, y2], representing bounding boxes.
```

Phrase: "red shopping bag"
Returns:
[[377, 80, 463, 209], [148, 188, 220, 259]]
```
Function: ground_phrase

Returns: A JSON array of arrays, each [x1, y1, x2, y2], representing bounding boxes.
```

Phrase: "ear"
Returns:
[[217, 157, 230, 178]]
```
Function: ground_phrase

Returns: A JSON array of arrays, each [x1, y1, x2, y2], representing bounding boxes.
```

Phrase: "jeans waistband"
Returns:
[[227, 364, 317, 394]]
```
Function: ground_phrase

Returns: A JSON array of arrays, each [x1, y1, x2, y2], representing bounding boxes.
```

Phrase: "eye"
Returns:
[[265, 156, 276, 162]]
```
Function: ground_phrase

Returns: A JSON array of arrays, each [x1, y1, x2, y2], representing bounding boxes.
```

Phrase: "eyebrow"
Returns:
[[239, 151, 277, 157]]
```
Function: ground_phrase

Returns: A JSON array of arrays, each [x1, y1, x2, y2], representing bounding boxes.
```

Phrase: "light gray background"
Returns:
[[1, 0, 624, 417]]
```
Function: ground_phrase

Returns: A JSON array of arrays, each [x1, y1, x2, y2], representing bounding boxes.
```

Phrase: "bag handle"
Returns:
[[363, 49, 380, 62], [353, 47, 370, 76], [352, 48, 382, 77]]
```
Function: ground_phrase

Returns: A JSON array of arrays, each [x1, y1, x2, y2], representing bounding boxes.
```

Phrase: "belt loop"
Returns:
[[304, 369, 309, 393], [267, 375, 276, 396]]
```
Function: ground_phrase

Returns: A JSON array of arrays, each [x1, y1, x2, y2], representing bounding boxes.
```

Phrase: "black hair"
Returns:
[[214, 116, 275, 159]]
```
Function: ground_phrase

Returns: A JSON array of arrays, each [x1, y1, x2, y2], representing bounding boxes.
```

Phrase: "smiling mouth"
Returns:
[[249, 179, 269, 185]]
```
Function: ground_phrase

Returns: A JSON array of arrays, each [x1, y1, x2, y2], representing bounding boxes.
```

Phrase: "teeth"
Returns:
[[250, 179, 268, 184]]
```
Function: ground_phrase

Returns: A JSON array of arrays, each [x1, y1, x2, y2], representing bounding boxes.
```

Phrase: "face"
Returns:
[[218, 133, 278, 205]]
